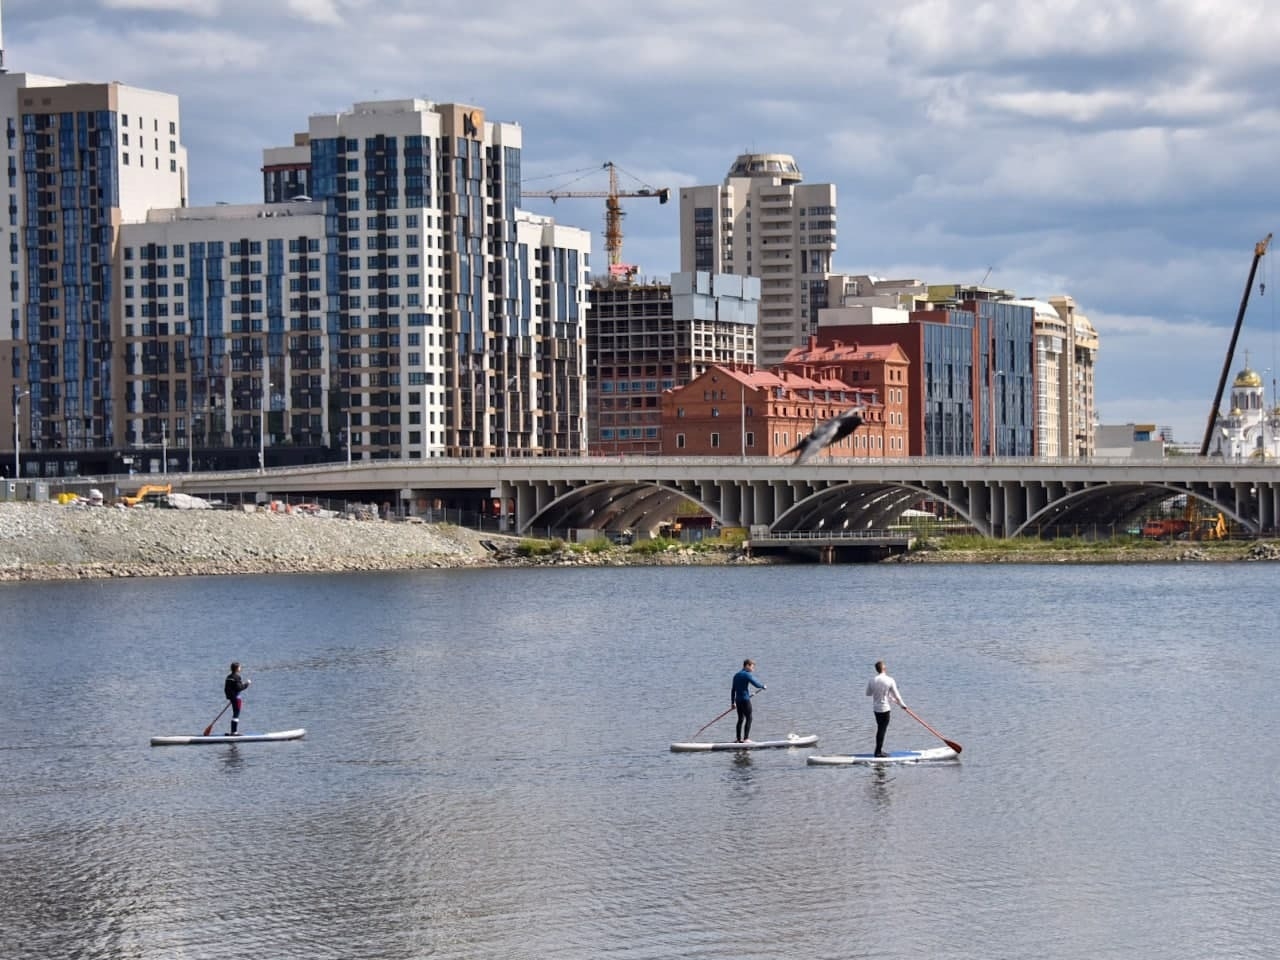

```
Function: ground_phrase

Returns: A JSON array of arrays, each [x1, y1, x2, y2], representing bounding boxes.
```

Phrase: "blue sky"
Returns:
[[9, 0, 1280, 444]]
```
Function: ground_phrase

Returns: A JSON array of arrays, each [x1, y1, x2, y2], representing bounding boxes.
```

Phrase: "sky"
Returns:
[[7, 0, 1280, 445]]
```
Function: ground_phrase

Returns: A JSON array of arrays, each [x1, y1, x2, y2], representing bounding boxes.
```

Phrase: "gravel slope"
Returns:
[[0, 502, 498, 581]]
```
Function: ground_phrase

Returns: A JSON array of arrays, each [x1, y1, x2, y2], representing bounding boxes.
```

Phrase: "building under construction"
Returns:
[[587, 272, 760, 455]]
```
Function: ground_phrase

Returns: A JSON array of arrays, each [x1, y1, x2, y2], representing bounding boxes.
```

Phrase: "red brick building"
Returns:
[[778, 337, 911, 456], [659, 364, 893, 458]]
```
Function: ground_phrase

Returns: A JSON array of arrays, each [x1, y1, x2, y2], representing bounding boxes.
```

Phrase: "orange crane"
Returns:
[[522, 161, 670, 278]]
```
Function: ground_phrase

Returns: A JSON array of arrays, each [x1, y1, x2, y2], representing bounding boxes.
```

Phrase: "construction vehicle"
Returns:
[[522, 161, 670, 277], [1142, 518, 1190, 540], [122, 483, 172, 507], [1184, 498, 1228, 541], [1200, 233, 1272, 455]]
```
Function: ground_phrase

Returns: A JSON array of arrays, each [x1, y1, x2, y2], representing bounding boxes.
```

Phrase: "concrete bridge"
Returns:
[[165, 456, 1280, 539]]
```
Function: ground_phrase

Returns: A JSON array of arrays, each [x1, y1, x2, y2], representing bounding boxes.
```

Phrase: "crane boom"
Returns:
[[1200, 232, 1273, 456], [522, 161, 670, 268]]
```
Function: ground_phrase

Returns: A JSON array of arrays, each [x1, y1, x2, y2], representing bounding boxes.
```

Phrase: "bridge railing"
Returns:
[[748, 529, 908, 542]]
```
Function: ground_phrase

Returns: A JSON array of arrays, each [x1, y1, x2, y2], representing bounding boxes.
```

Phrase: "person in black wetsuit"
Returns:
[[730, 659, 765, 743], [224, 661, 252, 735]]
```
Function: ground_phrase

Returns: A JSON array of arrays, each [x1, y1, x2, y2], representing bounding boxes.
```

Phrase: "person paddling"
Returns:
[[865, 660, 905, 757], [731, 658, 766, 743], [224, 661, 252, 736]]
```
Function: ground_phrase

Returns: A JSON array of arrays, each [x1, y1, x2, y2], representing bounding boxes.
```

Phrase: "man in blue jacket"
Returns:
[[731, 659, 766, 743]]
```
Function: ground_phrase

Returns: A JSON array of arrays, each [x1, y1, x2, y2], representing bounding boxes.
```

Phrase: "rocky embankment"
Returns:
[[0, 502, 502, 581]]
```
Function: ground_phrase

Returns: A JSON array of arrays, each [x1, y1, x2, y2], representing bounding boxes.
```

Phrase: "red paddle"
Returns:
[[689, 704, 735, 741], [202, 702, 230, 737], [900, 704, 962, 754], [689, 687, 765, 740]]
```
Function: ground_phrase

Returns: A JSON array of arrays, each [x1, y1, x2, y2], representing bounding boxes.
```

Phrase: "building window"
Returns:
[[675, 433, 685, 449], [710, 432, 720, 448]]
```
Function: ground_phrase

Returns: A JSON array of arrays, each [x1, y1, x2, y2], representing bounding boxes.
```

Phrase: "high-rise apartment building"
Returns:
[[258, 100, 591, 460], [118, 201, 329, 470], [1, 70, 187, 474], [678, 153, 835, 368], [1008, 295, 1098, 460], [587, 271, 758, 454], [1050, 295, 1098, 459]]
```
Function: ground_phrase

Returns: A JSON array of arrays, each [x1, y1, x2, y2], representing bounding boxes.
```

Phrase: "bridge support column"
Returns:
[[720, 481, 743, 527], [968, 481, 992, 537], [753, 482, 772, 529], [1025, 482, 1048, 535], [1003, 480, 1027, 534], [1263, 480, 1278, 534], [1235, 482, 1256, 533], [515, 482, 536, 532], [774, 482, 796, 524]]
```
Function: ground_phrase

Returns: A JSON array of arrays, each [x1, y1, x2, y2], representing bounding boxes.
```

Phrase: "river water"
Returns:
[[2, 562, 1278, 959]]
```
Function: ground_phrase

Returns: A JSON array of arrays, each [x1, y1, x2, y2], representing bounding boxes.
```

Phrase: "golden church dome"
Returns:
[[1234, 367, 1263, 387]]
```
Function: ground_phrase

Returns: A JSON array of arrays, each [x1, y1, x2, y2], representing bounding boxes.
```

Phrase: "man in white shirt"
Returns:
[[865, 660, 905, 757]]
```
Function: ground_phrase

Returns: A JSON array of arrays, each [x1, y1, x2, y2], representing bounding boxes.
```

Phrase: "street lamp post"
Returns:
[[989, 369, 1004, 457], [259, 379, 272, 473], [12, 386, 30, 479], [503, 376, 518, 460]]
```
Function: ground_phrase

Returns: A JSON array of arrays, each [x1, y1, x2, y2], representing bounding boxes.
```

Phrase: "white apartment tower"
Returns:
[[118, 202, 330, 468], [260, 99, 591, 461], [679, 153, 836, 367]]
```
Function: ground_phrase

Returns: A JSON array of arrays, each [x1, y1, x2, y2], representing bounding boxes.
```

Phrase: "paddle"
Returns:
[[689, 687, 766, 740], [899, 704, 962, 754], [202, 702, 231, 737]]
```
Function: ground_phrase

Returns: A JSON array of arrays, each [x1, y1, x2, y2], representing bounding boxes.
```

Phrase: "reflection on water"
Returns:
[[3, 563, 1280, 959]]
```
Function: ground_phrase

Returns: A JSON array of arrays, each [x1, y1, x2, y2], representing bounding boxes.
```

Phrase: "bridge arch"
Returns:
[[521, 480, 720, 536], [772, 481, 986, 535], [1013, 482, 1256, 537]]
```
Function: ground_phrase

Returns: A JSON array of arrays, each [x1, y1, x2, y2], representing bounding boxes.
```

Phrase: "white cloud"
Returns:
[[284, 0, 343, 26], [102, 0, 220, 13]]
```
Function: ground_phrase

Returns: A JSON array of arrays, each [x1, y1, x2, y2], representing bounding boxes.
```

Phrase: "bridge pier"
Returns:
[[967, 481, 992, 536]]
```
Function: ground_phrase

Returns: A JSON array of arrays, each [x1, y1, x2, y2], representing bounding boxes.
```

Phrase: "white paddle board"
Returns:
[[670, 733, 819, 752], [150, 728, 307, 746], [807, 746, 957, 765]]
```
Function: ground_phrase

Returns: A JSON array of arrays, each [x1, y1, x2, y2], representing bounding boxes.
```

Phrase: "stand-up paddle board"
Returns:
[[670, 733, 818, 752], [150, 728, 306, 747], [807, 746, 957, 765]]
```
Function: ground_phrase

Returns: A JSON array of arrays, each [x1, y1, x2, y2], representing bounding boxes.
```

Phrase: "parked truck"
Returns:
[[1141, 518, 1190, 540]]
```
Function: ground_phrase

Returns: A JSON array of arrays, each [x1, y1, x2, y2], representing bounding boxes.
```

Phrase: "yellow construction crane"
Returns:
[[522, 161, 670, 277]]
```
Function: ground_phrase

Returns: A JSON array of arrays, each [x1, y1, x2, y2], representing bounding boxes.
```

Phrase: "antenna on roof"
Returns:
[[978, 266, 993, 286]]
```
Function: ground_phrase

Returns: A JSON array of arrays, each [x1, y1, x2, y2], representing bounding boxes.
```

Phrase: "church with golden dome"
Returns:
[[1214, 356, 1280, 459]]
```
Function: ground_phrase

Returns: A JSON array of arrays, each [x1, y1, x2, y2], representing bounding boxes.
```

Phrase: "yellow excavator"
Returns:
[[1185, 498, 1227, 541], [121, 483, 172, 507]]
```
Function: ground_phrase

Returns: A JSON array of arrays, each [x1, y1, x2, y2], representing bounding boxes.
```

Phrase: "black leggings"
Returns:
[[735, 699, 753, 741], [874, 710, 890, 754]]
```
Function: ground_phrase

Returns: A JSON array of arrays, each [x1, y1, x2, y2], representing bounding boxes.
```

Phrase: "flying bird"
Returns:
[[787, 406, 866, 464]]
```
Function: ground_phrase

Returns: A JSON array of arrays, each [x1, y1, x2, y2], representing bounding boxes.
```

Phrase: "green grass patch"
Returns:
[[516, 537, 566, 557], [629, 536, 680, 555]]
